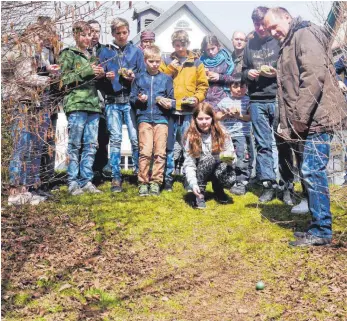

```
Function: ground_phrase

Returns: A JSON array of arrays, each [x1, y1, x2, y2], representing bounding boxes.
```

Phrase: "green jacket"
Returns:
[[59, 47, 101, 114]]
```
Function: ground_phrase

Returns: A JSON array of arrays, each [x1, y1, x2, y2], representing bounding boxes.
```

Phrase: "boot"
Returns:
[[259, 181, 276, 203]]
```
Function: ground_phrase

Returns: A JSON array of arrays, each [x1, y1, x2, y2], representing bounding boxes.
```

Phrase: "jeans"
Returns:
[[105, 103, 139, 181], [9, 104, 50, 187], [232, 135, 254, 183], [138, 122, 168, 184], [301, 132, 332, 238], [165, 114, 192, 183], [67, 111, 100, 188]]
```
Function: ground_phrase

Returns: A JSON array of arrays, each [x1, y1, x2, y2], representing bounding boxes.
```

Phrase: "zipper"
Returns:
[[150, 75, 154, 122]]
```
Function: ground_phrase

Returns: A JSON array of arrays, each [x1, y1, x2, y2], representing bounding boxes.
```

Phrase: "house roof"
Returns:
[[131, 1, 234, 53], [132, 4, 164, 20]]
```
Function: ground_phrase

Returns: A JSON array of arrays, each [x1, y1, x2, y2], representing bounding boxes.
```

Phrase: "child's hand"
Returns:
[[170, 59, 180, 69], [207, 71, 219, 82], [138, 93, 148, 103], [158, 98, 172, 110], [47, 64, 60, 75], [123, 69, 135, 81], [192, 185, 203, 199], [106, 71, 115, 80], [92, 64, 105, 78]]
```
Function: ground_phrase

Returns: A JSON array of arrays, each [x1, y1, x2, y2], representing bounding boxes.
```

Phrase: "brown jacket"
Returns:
[[1, 42, 50, 103], [276, 17, 347, 137]]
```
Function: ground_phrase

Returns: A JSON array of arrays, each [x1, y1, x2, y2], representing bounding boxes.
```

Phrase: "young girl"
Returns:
[[183, 103, 237, 209], [200, 35, 234, 109]]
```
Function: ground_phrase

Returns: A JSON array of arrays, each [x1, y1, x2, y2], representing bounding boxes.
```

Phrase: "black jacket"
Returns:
[[242, 32, 280, 101]]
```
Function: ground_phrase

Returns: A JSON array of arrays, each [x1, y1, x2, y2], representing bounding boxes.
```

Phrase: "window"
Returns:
[[145, 19, 154, 27]]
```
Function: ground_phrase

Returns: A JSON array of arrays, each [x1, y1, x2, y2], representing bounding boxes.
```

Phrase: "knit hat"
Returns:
[[141, 30, 155, 41]]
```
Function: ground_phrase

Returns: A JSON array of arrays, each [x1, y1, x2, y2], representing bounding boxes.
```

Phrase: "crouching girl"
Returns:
[[183, 103, 237, 209]]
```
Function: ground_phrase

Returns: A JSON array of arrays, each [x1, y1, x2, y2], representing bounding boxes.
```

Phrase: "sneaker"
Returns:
[[111, 179, 122, 193], [138, 184, 149, 196], [195, 195, 206, 209], [289, 233, 332, 247], [68, 183, 84, 196], [259, 182, 276, 203], [291, 198, 309, 214], [30, 193, 47, 205], [282, 189, 294, 205], [293, 231, 307, 238], [149, 182, 160, 196], [8, 192, 34, 206], [82, 182, 102, 193], [230, 182, 246, 196], [163, 181, 173, 192]]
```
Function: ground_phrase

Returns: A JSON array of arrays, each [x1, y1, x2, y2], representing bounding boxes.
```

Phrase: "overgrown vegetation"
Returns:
[[2, 176, 346, 320]]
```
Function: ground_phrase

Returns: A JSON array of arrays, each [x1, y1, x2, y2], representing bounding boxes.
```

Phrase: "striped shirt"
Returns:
[[217, 95, 251, 137]]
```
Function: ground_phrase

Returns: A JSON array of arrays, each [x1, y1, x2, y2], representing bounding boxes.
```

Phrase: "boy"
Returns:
[[59, 21, 104, 195], [130, 45, 175, 196], [160, 30, 208, 191], [216, 73, 253, 195], [99, 17, 145, 193]]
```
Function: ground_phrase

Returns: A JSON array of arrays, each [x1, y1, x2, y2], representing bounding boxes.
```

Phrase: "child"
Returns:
[[99, 17, 145, 193], [59, 21, 104, 195], [130, 45, 175, 196], [183, 103, 237, 209], [216, 73, 253, 195], [160, 30, 209, 191]]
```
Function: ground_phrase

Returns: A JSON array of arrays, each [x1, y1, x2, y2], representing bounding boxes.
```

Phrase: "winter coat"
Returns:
[[59, 47, 101, 114], [130, 71, 176, 124], [183, 131, 237, 189], [160, 50, 208, 111], [98, 42, 145, 102], [276, 17, 347, 136], [242, 32, 280, 101], [2, 42, 50, 103], [232, 50, 244, 74]]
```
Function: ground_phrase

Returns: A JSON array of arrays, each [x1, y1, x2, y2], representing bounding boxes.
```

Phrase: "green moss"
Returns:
[[13, 292, 31, 306]]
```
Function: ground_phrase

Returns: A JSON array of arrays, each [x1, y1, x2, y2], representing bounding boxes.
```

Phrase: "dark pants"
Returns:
[[232, 135, 254, 183], [196, 155, 235, 192], [93, 114, 109, 173]]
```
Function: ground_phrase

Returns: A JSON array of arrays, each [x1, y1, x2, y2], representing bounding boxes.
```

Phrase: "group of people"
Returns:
[[3, 6, 347, 247]]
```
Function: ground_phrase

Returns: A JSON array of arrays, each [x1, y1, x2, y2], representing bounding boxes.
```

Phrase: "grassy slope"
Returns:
[[2, 176, 347, 321]]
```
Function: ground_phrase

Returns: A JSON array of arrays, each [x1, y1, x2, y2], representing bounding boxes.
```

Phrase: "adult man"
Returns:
[[87, 20, 110, 179], [231, 31, 247, 73], [138, 30, 155, 52], [242, 6, 294, 204], [99, 18, 145, 192], [264, 7, 347, 246]]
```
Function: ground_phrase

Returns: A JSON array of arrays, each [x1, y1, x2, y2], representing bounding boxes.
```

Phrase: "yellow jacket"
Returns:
[[160, 51, 208, 112]]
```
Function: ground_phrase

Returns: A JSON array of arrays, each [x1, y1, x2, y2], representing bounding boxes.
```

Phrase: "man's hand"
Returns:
[[106, 71, 115, 81], [207, 71, 219, 82], [259, 66, 277, 78], [138, 93, 148, 103], [338, 80, 347, 92], [248, 69, 260, 80]]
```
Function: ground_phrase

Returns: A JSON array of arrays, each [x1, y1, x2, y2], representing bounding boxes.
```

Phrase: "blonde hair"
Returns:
[[111, 17, 129, 33], [143, 45, 161, 59], [171, 30, 189, 44]]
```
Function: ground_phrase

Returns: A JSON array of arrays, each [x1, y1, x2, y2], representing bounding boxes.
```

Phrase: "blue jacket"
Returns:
[[335, 55, 347, 86], [98, 42, 145, 99], [130, 71, 176, 124]]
